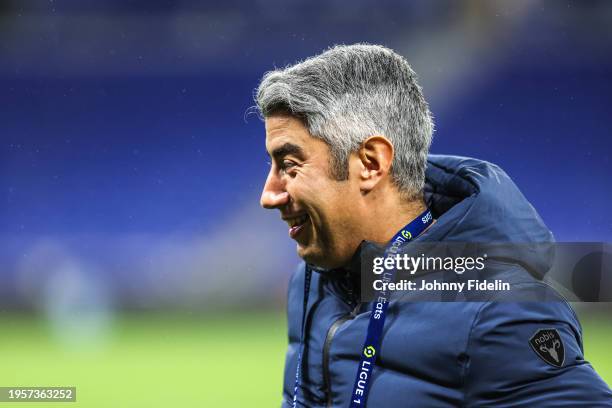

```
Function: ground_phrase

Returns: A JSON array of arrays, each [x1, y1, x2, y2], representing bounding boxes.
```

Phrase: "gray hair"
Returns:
[[255, 43, 434, 199]]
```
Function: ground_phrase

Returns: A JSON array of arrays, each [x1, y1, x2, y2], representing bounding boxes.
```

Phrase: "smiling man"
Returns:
[[262, 115, 425, 269], [256, 44, 612, 407]]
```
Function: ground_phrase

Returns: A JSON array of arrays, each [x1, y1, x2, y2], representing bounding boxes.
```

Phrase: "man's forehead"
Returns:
[[265, 115, 304, 135], [264, 115, 310, 150]]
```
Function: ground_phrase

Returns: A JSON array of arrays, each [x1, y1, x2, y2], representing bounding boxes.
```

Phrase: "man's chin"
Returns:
[[297, 244, 346, 270], [297, 244, 325, 268]]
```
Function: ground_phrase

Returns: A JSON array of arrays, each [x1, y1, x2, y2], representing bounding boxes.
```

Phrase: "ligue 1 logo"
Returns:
[[529, 328, 565, 367], [401, 230, 412, 240], [363, 346, 376, 358]]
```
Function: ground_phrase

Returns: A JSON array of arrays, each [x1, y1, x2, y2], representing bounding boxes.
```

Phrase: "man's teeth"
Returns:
[[289, 215, 308, 227]]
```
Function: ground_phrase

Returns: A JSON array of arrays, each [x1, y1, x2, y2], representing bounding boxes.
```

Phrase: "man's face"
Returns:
[[261, 115, 362, 269]]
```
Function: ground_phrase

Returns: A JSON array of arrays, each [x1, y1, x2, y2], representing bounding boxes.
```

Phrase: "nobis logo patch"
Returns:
[[529, 328, 565, 367]]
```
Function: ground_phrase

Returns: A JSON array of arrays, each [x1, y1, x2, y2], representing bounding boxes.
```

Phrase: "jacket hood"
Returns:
[[418, 155, 554, 279]]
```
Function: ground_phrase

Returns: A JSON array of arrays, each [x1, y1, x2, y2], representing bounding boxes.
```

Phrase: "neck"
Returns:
[[365, 194, 427, 245]]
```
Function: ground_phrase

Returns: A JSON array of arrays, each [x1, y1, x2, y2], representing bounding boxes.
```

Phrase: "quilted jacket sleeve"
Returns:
[[464, 300, 612, 407]]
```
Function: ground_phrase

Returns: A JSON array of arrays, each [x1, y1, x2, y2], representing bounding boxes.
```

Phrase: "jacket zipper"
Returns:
[[323, 303, 361, 408]]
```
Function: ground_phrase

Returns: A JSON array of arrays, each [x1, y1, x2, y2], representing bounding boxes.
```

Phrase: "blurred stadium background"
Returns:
[[1, 0, 611, 406]]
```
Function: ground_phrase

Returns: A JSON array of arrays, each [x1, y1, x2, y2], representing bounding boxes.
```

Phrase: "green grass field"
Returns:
[[0, 312, 610, 407]]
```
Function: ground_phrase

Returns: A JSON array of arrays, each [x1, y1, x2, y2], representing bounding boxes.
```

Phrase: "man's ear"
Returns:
[[354, 135, 394, 193]]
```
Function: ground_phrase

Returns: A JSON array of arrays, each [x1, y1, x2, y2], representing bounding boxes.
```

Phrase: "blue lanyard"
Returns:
[[349, 208, 432, 407], [292, 209, 433, 408]]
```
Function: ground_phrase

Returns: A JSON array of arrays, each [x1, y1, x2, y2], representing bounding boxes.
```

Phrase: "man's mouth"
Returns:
[[284, 214, 310, 238]]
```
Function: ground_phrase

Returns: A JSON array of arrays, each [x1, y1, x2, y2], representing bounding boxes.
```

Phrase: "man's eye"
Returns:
[[279, 160, 297, 176], [281, 160, 296, 170]]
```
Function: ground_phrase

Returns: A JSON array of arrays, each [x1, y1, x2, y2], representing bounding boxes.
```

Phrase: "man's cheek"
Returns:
[[297, 186, 324, 208]]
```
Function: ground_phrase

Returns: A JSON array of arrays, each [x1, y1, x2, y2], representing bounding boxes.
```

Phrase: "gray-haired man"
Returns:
[[257, 44, 612, 407]]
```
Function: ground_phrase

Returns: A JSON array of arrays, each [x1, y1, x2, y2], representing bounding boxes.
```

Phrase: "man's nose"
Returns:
[[260, 172, 289, 209]]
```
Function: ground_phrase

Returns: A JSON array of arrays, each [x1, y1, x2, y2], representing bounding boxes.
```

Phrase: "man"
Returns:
[[256, 44, 612, 407]]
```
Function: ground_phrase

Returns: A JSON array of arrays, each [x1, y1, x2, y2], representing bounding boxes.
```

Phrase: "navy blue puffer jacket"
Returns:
[[281, 155, 612, 407]]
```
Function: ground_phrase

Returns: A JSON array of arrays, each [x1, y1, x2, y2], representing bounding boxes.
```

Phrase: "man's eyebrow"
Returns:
[[269, 143, 305, 161]]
